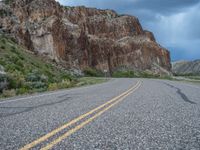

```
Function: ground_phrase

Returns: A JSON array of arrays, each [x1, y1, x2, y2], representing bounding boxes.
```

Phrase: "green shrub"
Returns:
[[6, 73, 25, 89], [31, 88, 46, 93], [76, 77, 108, 87], [26, 70, 41, 82], [60, 72, 73, 81], [112, 70, 162, 78], [0, 74, 8, 92], [75, 81, 85, 87], [10, 45, 16, 51], [1, 39, 6, 44], [10, 46, 20, 55], [40, 74, 48, 82], [16, 60, 24, 67], [48, 80, 71, 91], [17, 87, 29, 95], [0, 74, 7, 82], [5, 64, 19, 72], [138, 72, 159, 78], [159, 75, 173, 80], [16, 77, 25, 88], [83, 67, 103, 77], [27, 81, 47, 89], [0, 59, 6, 66], [0, 45, 5, 49], [48, 83, 59, 91], [9, 55, 20, 63], [7, 75, 17, 89], [187, 76, 200, 80], [58, 80, 71, 88], [2, 89, 16, 97], [112, 70, 135, 78], [18, 54, 25, 60]]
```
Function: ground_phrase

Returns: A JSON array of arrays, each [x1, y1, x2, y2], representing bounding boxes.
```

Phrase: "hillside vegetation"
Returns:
[[0, 35, 106, 98]]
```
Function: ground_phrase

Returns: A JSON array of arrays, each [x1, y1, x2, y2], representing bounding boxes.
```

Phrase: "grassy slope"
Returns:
[[0, 35, 107, 98]]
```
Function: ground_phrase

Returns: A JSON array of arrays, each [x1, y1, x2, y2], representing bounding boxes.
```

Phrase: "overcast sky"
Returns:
[[57, 0, 200, 61]]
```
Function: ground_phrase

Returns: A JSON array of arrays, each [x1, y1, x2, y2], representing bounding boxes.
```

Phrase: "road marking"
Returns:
[[41, 81, 141, 150], [20, 81, 141, 150]]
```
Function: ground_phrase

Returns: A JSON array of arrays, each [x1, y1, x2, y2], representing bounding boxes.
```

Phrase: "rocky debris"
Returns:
[[172, 60, 200, 75], [0, 0, 171, 75]]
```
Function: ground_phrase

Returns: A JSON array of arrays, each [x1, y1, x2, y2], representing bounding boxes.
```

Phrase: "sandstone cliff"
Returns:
[[0, 0, 171, 75]]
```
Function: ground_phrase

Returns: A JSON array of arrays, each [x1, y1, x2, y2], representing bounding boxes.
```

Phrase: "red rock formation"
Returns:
[[0, 0, 171, 75]]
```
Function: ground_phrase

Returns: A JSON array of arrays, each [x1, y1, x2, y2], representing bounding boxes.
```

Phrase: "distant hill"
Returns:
[[172, 60, 200, 75]]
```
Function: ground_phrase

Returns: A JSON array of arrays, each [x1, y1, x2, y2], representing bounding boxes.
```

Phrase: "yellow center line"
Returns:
[[41, 81, 141, 150], [20, 81, 141, 150]]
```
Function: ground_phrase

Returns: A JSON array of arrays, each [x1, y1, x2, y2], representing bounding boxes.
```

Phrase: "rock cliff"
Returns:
[[0, 0, 171, 75], [172, 60, 200, 75]]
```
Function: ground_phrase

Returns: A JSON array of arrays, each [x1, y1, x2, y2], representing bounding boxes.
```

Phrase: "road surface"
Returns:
[[0, 78, 200, 149]]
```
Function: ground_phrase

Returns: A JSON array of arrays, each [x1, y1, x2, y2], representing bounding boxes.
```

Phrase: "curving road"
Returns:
[[0, 79, 200, 150]]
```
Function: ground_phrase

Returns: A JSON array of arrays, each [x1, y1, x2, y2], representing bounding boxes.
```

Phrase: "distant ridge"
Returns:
[[172, 60, 200, 75]]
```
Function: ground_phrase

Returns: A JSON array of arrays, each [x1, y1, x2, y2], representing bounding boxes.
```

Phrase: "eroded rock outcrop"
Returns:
[[0, 0, 171, 75]]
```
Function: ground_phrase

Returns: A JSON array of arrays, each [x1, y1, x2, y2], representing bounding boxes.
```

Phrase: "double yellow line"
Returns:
[[21, 81, 141, 150]]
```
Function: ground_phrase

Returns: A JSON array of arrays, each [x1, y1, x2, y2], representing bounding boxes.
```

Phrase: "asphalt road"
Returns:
[[0, 78, 200, 150]]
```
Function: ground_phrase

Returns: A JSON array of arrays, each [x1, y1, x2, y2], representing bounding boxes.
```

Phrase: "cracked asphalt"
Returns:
[[0, 78, 200, 150]]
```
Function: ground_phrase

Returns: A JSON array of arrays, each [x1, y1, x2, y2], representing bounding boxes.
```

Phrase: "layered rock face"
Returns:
[[172, 60, 200, 75], [0, 0, 171, 75]]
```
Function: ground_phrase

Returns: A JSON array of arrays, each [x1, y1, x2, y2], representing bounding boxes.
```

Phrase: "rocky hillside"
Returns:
[[0, 35, 75, 95], [0, 0, 171, 75], [172, 60, 200, 75], [0, 35, 107, 98]]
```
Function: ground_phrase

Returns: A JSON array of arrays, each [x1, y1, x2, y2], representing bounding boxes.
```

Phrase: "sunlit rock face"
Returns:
[[0, 0, 171, 75]]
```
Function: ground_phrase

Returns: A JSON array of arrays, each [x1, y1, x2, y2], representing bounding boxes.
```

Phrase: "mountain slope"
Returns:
[[0, 0, 171, 75], [172, 60, 200, 75]]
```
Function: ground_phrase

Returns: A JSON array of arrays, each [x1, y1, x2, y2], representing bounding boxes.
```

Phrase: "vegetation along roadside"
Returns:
[[0, 35, 108, 99]]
